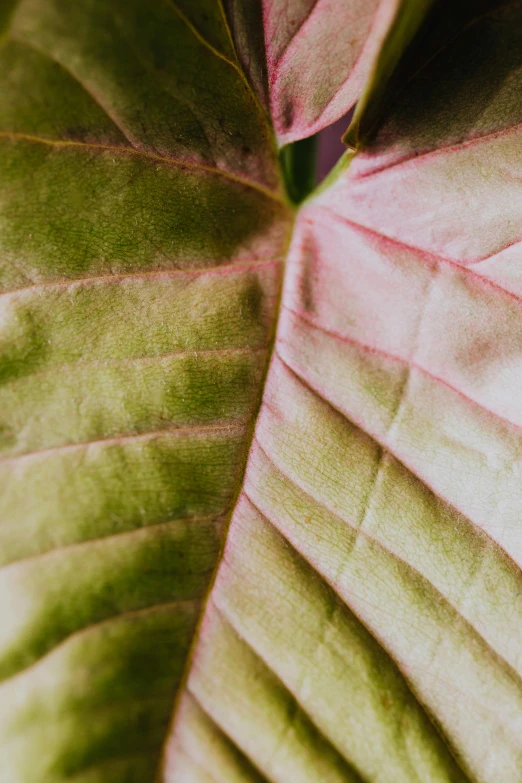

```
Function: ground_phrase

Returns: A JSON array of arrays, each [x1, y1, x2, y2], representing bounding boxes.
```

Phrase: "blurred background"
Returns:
[[315, 109, 354, 183]]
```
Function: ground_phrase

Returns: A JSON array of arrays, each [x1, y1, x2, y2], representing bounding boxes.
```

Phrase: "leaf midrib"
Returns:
[[3, 4, 496, 778], [158, 100, 522, 782], [152, 157, 297, 783]]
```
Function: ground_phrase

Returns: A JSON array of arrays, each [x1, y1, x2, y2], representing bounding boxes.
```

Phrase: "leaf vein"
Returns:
[[207, 599, 368, 783], [275, 347, 522, 586], [240, 489, 471, 783], [0, 258, 283, 300], [251, 424, 522, 691], [0, 420, 247, 465], [283, 304, 522, 434], [12, 35, 133, 145], [318, 205, 522, 304], [0, 598, 199, 688], [0, 513, 224, 574], [0, 131, 284, 202], [183, 690, 272, 783]]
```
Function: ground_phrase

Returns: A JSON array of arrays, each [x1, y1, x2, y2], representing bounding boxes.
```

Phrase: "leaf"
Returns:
[[0, 0, 289, 779], [1, 1, 522, 783], [255, 0, 435, 144], [164, 2, 522, 781]]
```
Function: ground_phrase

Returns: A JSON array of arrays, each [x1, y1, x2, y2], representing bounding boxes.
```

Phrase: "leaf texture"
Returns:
[[257, 0, 434, 144], [164, 2, 522, 782], [0, 0, 290, 779], [2, 1, 522, 782]]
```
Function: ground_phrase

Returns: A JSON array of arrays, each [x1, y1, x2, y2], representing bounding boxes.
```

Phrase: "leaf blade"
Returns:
[[167, 3, 522, 781], [0, 1, 290, 779], [260, 0, 435, 144]]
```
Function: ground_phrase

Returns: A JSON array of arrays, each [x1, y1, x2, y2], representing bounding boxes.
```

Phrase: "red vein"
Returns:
[[239, 486, 511, 766], [283, 304, 522, 434], [319, 205, 522, 306], [0, 258, 283, 300], [275, 348, 521, 574], [354, 117, 522, 181], [268, 0, 321, 76]]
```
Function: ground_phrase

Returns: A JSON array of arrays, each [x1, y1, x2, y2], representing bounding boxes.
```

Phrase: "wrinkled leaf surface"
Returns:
[[1, 2, 522, 782]]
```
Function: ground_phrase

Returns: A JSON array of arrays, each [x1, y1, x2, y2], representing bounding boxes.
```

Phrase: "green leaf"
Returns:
[[278, 134, 318, 204], [0, 1, 289, 779], [2, 2, 522, 782]]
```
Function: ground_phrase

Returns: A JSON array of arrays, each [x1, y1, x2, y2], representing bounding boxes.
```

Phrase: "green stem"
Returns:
[[279, 134, 318, 205]]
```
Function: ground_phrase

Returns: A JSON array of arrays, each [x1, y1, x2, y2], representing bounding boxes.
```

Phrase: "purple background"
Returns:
[[315, 110, 354, 182]]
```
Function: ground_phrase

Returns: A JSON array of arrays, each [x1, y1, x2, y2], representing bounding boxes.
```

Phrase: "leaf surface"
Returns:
[[0, 1, 289, 779], [165, 2, 522, 782], [257, 0, 434, 144], [2, 2, 522, 783]]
